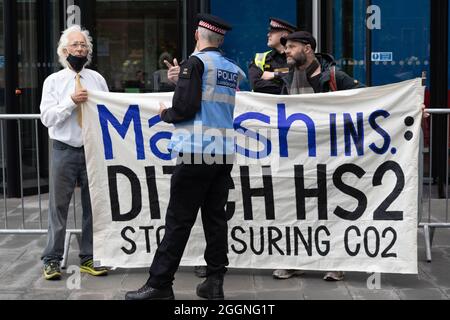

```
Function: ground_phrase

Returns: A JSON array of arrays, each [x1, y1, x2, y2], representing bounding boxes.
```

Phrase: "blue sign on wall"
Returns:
[[371, 52, 393, 62]]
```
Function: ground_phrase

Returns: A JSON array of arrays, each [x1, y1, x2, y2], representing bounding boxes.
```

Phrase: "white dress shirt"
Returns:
[[40, 67, 109, 147]]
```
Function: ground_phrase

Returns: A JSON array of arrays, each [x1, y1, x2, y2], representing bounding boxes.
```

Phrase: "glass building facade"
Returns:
[[213, 0, 432, 89], [0, 0, 447, 197]]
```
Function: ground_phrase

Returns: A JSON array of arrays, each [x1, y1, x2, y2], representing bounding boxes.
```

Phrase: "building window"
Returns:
[[95, 0, 181, 93]]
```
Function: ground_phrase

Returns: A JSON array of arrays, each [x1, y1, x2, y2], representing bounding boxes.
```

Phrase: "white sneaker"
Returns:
[[323, 271, 345, 281], [272, 269, 305, 279]]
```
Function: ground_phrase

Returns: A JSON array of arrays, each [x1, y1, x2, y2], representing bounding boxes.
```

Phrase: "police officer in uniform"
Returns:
[[125, 14, 245, 300], [248, 17, 297, 94]]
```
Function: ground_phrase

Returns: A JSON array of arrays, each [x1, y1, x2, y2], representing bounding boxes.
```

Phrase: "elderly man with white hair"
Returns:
[[40, 25, 109, 280]]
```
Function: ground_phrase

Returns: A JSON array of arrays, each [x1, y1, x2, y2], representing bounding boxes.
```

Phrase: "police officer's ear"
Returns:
[[194, 29, 199, 42]]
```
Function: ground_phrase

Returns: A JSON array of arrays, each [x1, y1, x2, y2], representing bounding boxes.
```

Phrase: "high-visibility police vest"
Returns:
[[254, 51, 271, 71], [169, 50, 245, 155]]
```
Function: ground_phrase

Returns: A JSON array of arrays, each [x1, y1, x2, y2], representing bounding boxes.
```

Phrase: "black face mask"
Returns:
[[67, 54, 88, 73]]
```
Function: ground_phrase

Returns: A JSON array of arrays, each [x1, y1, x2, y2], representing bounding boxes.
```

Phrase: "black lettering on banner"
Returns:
[[315, 226, 331, 256], [294, 165, 327, 220], [294, 227, 312, 256], [364, 227, 380, 258], [345, 226, 397, 258], [231, 226, 247, 254], [344, 226, 361, 256], [240, 166, 275, 220], [373, 161, 404, 221], [285, 226, 291, 256], [381, 227, 397, 258], [156, 226, 165, 246], [145, 166, 160, 219], [333, 164, 367, 221], [108, 166, 142, 221], [268, 227, 284, 255], [121, 226, 136, 255], [139, 226, 154, 253], [250, 227, 264, 255]]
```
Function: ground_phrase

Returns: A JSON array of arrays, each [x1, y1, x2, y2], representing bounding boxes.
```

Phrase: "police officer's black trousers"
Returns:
[[148, 158, 233, 289]]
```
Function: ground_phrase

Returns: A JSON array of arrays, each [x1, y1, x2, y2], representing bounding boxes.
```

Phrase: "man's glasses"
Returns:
[[68, 42, 88, 49]]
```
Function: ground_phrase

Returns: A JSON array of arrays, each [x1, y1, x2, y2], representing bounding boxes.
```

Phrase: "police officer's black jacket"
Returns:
[[280, 53, 365, 94], [161, 48, 219, 124], [248, 49, 289, 94]]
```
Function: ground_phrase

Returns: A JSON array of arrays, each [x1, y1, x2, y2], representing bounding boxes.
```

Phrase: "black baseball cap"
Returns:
[[197, 13, 232, 35], [280, 31, 317, 51]]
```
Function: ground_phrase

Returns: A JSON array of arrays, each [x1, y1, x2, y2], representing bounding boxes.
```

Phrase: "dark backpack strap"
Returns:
[[329, 66, 338, 91]]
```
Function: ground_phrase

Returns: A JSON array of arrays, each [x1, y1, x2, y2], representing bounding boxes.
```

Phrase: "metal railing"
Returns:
[[420, 109, 450, 262], [1, 111, 450, 264], [0, 114, 80, 268]]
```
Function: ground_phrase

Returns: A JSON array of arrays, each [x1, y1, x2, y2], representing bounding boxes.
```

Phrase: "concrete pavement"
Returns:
[[1, 190, 450, 300]]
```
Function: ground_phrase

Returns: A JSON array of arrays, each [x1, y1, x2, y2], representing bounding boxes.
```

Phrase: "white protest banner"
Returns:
[[83, 78, 423, 274]]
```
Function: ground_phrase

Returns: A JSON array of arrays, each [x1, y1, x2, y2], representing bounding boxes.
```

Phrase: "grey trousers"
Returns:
[[41, 140, 93, 264]]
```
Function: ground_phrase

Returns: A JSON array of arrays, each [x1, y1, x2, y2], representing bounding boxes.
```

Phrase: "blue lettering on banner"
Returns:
[[344, 113, 364, 157], [148, 115, 174, 161], [98, 104, 145, 160], [278, 103, 317, 158], [234, 112, 272, 159], [369, 110, 391, 154], [330, 114, 338, 157], [96, 102, 394, 161], [217, 69, 238, 89]]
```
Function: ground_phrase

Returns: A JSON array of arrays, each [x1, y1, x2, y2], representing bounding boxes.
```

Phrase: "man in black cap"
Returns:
[[248, 17, 297, 94], [280, 31, 364, 95], [271, 31, 364, 282], [125, 13, 245, 300]]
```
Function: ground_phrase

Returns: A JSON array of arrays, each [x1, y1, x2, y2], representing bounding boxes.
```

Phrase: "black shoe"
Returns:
[[43, 260, 61, 280], [194, 265, 207, 278], [125, 283, 174, 300], [196, 274, 224, 300]]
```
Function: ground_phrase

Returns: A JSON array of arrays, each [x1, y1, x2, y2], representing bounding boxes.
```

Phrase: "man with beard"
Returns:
[[275, 31, 364, 282], [40, 25, 109, 280], [280, 31, 364, 95]]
